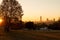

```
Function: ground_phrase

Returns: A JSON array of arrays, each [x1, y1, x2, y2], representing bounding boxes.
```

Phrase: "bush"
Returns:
[[25, 21, 34, 30]]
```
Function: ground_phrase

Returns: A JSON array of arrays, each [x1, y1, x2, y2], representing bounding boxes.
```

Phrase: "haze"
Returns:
[[0, 0, 60, 21]]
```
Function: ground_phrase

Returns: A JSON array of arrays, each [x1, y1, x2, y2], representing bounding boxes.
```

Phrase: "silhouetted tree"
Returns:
[[0, 0, 23, 31], [0, 0, 23, 20], [25, 22, 34, 30], [39, 23, 47, 28], [17, 21, 24, 29], [48, 21, 60, 30], [34, 23, 41, 30]]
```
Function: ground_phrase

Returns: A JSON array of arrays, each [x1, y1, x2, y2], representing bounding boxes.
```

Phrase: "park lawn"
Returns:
[[6, 30, 60, 40]]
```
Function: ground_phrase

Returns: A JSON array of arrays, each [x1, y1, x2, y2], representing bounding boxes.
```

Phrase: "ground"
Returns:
[[0, 27, 60, 40]]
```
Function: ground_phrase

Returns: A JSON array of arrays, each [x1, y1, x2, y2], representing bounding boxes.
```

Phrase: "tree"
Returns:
[[25, 22, 34, 30], [48, 21, 60, 30], [0, 0, 23, 20]]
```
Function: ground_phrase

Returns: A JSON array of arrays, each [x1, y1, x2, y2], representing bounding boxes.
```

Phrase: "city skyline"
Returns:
[[18, 0, 60, 21], [0, 0, 60, 21]]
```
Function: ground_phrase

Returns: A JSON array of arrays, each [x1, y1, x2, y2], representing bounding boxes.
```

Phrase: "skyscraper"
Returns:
[[40, 16, 42, 22], [53, 18, 55, 22], [46, 18, 49, 22]]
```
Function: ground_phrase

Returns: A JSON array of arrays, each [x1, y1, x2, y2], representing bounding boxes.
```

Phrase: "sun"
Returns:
[[0, 18, 3, 23]]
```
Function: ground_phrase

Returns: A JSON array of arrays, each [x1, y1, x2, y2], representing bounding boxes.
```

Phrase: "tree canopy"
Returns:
[[0, 0, 23, 20]]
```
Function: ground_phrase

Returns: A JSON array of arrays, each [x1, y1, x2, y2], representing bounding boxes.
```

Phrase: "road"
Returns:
[[0, 27, 60, 40]]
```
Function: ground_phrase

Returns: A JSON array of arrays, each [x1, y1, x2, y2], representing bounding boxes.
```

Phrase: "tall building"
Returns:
[[46, 18, 49, 22], [58, 17, 60, 21], [40, 16, 42, 22], [53, 18, 55, 22]]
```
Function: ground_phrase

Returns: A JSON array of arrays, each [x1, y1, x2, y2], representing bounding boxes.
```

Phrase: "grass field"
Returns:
[[6, 30, 60, 40]]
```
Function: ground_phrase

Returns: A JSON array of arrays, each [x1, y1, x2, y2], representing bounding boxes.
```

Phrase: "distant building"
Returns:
[[53, 18, 55, 22], [58, 17, 60, 21], [46, 18, 49, 22], [40, 16, 42, 22], [45, 18, 54, 25]]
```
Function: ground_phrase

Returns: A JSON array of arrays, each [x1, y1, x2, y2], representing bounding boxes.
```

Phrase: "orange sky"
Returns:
[[0, 0, 60, 21], [17, 0, 60, 21]]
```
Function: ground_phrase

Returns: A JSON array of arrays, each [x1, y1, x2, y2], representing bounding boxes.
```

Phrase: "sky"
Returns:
[[17, 0, 60, 21], [0, 0, 60, 21]]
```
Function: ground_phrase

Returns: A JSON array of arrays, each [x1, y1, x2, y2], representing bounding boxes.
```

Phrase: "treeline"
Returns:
[[48, 20, 60, 30], [24, 21, 60, 30], [6, 20, 60, 30], [14, 20, 60, 30]]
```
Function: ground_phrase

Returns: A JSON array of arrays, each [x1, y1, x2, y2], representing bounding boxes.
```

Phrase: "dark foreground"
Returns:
[[0, 27, 60, 40]]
